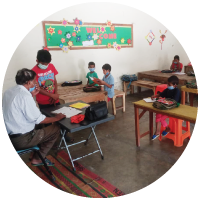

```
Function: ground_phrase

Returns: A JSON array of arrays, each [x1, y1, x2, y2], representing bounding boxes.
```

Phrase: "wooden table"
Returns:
[[184, 65, 193, 73], [133, 100, 197, 147], [181, 86, 198, 106], [57, 84, 108, 105]]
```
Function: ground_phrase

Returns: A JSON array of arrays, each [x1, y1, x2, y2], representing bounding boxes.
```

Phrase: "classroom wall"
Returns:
[[2, 2, 190, 93]]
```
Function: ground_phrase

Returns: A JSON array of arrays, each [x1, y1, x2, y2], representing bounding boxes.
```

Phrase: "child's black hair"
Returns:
[[174, 55, 180, 60], [88, 62, 95, 67], [15, 68, 36, 85], [102, 64, 111, 71], [168, 75, 179, 86], [37, 49, 51, 63]]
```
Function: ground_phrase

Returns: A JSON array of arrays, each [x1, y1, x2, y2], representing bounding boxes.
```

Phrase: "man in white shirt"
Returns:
[[2, 68, 66, 166]]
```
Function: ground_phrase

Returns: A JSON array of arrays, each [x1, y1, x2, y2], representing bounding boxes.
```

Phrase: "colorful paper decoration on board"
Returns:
[[107, 43, 112, 48], [61, 19, 68, 27], [110, 26, 115, 32], [113, 42, 117, 49], [92, 33, 99, 40], [58, 30, 62, 35], [86, 33, 92, 41], [116, 45, 122, 51], [100, 26, 106, 33], [72, 32, 76, 37], [74, 25, 81, 33], [107, 20, 112, 26], [74, 18, 80, 25], [79, 20, 83, 26], [127, 38, 132, 45], [59, 44, 64, 48], [145, 30, 155, 46], [120, 38, 125, 43], [159, 30, 167, 50], [68, 41, 74, 47], [47, 26, 55, 36], [61, 38, 66, 43], [76, 36, 81, 42], [62, 46, 70, 53], [96, 39, 102, 45], [66, 32, 71, 39], [43, 47, 49, 51]]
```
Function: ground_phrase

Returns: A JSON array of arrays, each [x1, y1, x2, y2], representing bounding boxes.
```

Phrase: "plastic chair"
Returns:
[[155, 84, 168, 94], [159, 117, 191, 147], [17, 146, 56, 181]]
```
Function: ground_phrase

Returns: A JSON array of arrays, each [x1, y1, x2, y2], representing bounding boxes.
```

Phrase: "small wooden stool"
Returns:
[[111, 90, 125, 115]]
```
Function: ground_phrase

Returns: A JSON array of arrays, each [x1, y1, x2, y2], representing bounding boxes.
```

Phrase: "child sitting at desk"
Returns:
[[170, 55, 183, 72], [95, 64, 115, 102], [151, 75, 181, 140], [86, 61, 99, 86]]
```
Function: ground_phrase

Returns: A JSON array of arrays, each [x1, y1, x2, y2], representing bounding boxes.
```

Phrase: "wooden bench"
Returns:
[[123, 80, 162, 95], [111, 90, 125, 115]]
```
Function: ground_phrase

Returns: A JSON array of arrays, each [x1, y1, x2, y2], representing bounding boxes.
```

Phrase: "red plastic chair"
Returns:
[[155, 84, 167, 94], [159, 117, 191, 147]]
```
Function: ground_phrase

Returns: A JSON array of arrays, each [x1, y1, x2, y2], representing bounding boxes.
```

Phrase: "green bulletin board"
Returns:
[[43, 21, 133, 51]]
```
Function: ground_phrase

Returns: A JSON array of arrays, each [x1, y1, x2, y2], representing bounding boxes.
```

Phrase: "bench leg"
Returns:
[[122, 94, 125, 112], [131, 85, 134, 94], [112, 97, 116, 115], [123, 82, 127, 95]]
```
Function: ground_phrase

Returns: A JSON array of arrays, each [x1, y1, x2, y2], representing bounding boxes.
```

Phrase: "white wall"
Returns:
[[2, 2, 190, 93]]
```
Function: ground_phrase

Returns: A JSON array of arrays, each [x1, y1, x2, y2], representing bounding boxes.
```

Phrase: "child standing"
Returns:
[[96, 64, 115, 102], [151, 75, 181, 140], [86, 62, 99, 86], [170, 55, 183, 72], [32, 49, 73, 142], [151, 76, 181, 140]]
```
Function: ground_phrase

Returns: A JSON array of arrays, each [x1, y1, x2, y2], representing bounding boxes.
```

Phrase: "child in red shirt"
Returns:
[[170, 55, 183, 72], [32, 49, 73, 142]]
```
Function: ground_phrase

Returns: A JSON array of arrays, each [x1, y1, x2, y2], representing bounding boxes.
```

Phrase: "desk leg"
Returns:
[[189, 93, 194, 107], [123, 81, 127, 95], [91, 126, 104, 159], [137, 86, 141, 93], [149, 111, 153, 139], [85, 126, 96, 145], [181, 91, 185, 105], [134, 106, 140, 147]]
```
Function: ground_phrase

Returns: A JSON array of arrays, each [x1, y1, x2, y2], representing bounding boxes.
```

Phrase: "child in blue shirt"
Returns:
[[96, 64, 115, 102], [86, 62, 99, 86]]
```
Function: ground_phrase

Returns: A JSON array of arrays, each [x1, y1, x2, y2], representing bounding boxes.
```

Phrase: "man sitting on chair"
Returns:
[[2, 68, 65, 166]]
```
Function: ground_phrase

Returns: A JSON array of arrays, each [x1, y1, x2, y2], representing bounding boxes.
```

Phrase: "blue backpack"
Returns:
[[121, 74, 137, 88]]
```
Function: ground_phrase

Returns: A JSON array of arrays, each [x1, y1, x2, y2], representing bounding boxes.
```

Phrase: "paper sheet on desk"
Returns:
[[172, 72, 185, 75], [143, 98, 156, 103], [51, 107, 82, 118]]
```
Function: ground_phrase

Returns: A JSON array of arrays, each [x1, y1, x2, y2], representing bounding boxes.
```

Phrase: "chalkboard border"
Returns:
[[42, 21, 133, 50]]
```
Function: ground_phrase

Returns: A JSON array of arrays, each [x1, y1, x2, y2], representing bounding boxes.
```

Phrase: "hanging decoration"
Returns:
[[76, 36, 81, 42], [120, 38, 125, 44], [145, 30, 155, 46], [61, 19, 68, 27], [72, 32, 77, 37], [116, 45, 122, 51], [113, 42, 117, 49], [74, 18, 80, 25], [62, 46, 70, 53], [96, 39, 102, 45], [86, 33, 92, 41], [74, 25, 81, 33], [58, 30, 62, 35], [159, 30, 167, 50], [100, 26, 106, 33], [92, 33, 99, 40], [67, 41, 74, 47], [47, 26, 55, 36], [107, 20, 112, 26], [61, 38, 66, 43], [110, 26, 115, 32]]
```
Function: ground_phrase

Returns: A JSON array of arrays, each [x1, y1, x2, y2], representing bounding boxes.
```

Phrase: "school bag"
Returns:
[[61, 80, 82, 86], [186, 80, 197, 89], [83, 86, 102, 92], [121, 74, 137, 88], [153, 98, 179, 110]]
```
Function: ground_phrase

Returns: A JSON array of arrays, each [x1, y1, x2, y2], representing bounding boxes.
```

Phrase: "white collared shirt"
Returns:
[[2, 85, 46, 135]]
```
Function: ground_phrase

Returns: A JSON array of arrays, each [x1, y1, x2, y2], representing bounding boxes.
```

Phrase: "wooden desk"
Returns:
[[57, 84, 108, 105], [181, 86, 198, 106], [138, 70, 195, 85], [184, 65, 193, 73], [133, 100, 197, 147]]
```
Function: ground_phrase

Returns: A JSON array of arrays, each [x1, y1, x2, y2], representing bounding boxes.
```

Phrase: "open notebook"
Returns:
[[51, 107, 82, 118]]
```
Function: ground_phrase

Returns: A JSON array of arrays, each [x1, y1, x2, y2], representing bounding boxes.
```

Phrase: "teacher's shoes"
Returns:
[[152, 134, 159, 140]]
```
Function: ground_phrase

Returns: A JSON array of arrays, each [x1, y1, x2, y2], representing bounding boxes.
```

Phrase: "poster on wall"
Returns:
[[42, 19, 133, 52]]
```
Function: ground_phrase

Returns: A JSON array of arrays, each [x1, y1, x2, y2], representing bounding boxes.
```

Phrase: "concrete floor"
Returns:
[[22, 90, 197, 194]]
